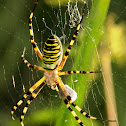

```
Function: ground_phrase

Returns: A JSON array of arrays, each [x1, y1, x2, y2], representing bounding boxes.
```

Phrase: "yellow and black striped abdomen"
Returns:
[[42, 35, 63, 70]]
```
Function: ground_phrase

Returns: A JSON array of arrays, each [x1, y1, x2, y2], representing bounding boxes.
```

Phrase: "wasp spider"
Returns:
[[11, 0, 116, 126]]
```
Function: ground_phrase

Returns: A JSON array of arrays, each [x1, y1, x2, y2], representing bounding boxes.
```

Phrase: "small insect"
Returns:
[[11, 0, 116, 126]]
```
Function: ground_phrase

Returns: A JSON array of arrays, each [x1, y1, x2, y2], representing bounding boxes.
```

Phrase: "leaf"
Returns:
[[55, 0, 110, 126]]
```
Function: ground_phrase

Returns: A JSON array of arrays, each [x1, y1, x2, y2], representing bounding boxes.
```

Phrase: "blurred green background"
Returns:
[[0, 0, 126, 126]]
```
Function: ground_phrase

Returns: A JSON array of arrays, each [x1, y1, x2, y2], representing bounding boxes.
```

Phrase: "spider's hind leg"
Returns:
[[57, 3, 87, 71], [29, 0, 43, 60]]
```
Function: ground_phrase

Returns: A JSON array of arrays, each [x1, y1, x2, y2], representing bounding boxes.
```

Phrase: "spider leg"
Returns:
[[29, 0, 43, 60], [58, 70, 101, 76], [56, 76, 85, 126], [20, 80, 46, 126], [67, 96, 116, 122], [11, 76, 45, 120], [21, 48, 45, 71], [64, 98, 85, 126], [57, 3, 87, 71], [56, 76, 116, 125]]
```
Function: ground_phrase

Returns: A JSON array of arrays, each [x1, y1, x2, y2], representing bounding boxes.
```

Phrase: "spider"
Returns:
[[11, 0, 116, 126]]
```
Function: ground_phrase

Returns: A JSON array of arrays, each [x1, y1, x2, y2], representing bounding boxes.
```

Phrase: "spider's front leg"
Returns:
[[56, 76, 116, 126], [67, 96, 117, 122], [20, 80, 46, 126], [58, 70, 101, 76], [11, 77, 45, 121], [56, 76, 85, 126]]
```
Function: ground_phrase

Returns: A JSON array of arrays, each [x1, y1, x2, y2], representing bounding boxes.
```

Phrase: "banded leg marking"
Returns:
[[21, 48, 45, 71], [56, 77, 84, 126], [67, 96, 116, 122], [20, 81, 46, 126], [58, 70, 101, 76], [64, 99, 85, 126], [29, 0, 43, 60], [11, 93, 29, 120], [57, 3, 87, 71], [11, 76, 45, 120]]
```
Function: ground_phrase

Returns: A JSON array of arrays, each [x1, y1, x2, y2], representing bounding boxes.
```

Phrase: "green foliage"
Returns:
[[56, 0, 111, 126], [0, 0, 125, 126]]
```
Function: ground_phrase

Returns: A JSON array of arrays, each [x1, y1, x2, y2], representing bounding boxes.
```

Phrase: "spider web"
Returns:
[[0, 0, 126, 126]]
